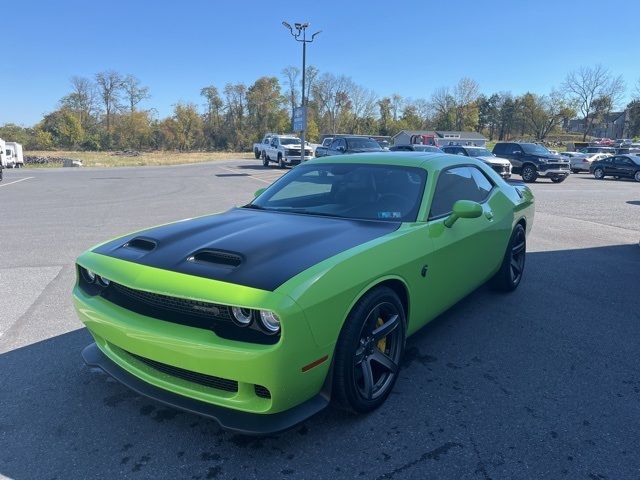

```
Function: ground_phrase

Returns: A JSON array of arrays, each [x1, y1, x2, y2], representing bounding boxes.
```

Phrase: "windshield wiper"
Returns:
[[242, 204, 267, 210], [270, 208, 347, 218]]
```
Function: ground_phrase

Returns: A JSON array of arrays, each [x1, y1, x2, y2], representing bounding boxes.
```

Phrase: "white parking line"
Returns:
[[0, 177, 33, 188]]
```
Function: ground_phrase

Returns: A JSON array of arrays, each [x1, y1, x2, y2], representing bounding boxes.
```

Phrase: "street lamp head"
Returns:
[[294, 22, 302, 29], [311, 30, 322, 40], [282, 21, 292, 31]]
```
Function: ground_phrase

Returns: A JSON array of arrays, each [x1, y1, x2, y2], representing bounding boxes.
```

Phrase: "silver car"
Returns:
[[569, 152, 611, 173], [441, 145, 513, 179]]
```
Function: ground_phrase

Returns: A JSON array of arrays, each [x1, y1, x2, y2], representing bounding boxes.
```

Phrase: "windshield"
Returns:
[[465, 147, 493, 157], [414, 145, 443, 152], [248, 163, 426, 222], [521, 143, 552, 155], [347, 138, 383, 150], [280, 138, 301, 145]]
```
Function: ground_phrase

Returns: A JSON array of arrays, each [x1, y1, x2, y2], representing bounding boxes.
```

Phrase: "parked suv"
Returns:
[[492, 142, 570, 183]]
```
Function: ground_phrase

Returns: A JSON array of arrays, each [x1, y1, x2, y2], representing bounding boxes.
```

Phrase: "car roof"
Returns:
[[306, 151, 474, 170]]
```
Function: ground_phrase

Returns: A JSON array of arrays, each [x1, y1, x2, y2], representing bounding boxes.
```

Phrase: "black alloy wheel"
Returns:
[[491, 223, 526, 292], [521, 165, 537, 183], [333, 286, 406, 413]]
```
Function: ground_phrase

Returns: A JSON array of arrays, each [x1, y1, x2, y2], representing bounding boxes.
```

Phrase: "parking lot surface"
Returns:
[[1, 161, 639, 480]]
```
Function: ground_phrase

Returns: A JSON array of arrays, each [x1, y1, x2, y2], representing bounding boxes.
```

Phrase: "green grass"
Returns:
[[25, 150, 254, 168]]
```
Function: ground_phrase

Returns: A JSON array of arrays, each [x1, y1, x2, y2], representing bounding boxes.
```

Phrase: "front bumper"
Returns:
[[538, 167, 570, 178], [283, 154, 313, 165], [74, 253, 333, 428], [82, 342, 328, 435]]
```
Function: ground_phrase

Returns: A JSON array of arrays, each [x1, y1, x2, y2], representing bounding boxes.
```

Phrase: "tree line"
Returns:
[[2, 65, 640, 152]]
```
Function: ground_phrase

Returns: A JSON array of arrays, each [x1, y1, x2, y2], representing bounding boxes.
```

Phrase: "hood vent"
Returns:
[[188, 249, 243, 267], [123, 237, 157, 251]]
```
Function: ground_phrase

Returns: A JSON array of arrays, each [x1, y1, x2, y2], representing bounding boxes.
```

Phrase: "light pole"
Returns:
[[282, 21, 320, 160]]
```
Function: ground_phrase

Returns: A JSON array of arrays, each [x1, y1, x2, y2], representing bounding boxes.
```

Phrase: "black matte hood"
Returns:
[[93, 208, 400, 291]]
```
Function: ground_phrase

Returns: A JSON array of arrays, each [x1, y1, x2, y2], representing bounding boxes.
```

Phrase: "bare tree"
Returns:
[[347, 82, 378, 133], [304, 65, 319, 104], [311, 73, 352, 133], [390, 94, 404, 122], [634, 78, 640, 100], [122, 74, 150, 113], [562, 65, 625, 139], [281, 66, 300, 120], [59, 76, 98, 128], [452, 77, 480, 131], [95, 70, 124, 134]]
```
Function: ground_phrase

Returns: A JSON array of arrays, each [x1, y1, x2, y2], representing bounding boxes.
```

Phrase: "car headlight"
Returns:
[[96, 276, 110, 287], [259, 310, 280, 334], [80, 267, 96, 283], [539, 158, 548, 163], [231, 307, 253, 327]]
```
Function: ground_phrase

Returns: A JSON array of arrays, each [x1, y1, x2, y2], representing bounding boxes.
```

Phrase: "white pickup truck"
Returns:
[[253, 133, 276, 159], [261, 135, 313, 168]]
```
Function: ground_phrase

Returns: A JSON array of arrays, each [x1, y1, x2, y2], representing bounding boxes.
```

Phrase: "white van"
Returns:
[[5, 142, 24, 168]]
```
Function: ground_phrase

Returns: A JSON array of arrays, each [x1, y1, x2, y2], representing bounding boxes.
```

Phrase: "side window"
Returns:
[[493, 144, 507, 155], [429, 166, 493, 219], [338, 138, 347, 150]]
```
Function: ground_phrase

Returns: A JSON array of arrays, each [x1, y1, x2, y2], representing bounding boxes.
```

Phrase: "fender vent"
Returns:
[[123, 237, 157, 251], [188, 250, 243, 267]]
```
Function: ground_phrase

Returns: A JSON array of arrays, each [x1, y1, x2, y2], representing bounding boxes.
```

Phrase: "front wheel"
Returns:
[[571, 169, 580, 174], [551, 176, 566, 183], [278, 155, 286, 169], [490, 223, 526, 292], [261, 151, 269, 167], [521, 165, 538, 183], [593, 168, 605, 180], [332, 286, 406, 414], [254, 149, 261, 159]]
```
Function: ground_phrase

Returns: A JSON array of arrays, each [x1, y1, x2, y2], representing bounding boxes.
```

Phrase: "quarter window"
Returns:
[[429, 166, 493, 219]]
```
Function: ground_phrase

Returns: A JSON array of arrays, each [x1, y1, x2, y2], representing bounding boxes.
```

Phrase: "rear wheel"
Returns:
[[571, 169, 580, 174], [634, 171, 640, 182], [490, 224, 526, 292], [551, 176, 566, 183], [593, 168, 605, 179], [332, 286, 405, 413], [521, 164, 538, 183], [261, 151, 269, 167]]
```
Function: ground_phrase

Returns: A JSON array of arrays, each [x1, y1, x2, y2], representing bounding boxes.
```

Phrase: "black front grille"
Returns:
[[126, 349, 238, 392], [547, 163, 569, 170], [104, 281, 232, 322], [254, 385, 271, 399], [98, 281, 279, 345], [492, 164, 510, 174]]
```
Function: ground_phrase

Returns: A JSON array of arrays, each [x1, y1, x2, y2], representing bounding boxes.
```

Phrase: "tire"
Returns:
[[261, 151, 269, 167], [254, 148, 261, 159], [571, 169, 580, 174], [593, 168, 605, 180], [635, 171, 640, 183], [490, 223, 526, 292], [332, 286, 406, 414], [521, 164, 538, 183], [278, 154, 285, 169], [551, 177, 566, 183]]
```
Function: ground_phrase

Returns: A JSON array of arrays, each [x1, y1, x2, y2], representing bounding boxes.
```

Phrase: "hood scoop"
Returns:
[[123, 237, 157, 252], [187, 249, 243, 267]]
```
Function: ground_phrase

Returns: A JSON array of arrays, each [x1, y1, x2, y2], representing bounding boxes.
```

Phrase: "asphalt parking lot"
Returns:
[[1, 161, 639, 480]]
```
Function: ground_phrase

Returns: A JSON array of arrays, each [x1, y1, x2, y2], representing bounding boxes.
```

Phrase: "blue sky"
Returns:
[[3, 0, 639, 125]]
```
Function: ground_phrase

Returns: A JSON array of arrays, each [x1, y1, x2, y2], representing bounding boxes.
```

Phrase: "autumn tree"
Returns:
[[95, 70, 124, 141], [122, 75, 150, 113]]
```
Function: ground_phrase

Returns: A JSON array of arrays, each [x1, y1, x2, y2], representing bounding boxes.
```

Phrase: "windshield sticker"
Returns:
[[378, 212, 402, 219]]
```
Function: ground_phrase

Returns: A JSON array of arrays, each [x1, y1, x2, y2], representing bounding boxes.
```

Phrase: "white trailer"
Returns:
[[5, 142, 24, 168], [0, 138, 6, 168]]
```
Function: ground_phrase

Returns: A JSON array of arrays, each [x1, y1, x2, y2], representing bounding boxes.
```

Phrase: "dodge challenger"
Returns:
[[74, 152, 534, 434]]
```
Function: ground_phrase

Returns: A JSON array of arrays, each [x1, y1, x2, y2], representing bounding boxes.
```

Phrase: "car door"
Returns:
[[614, 156, 635, 177], [425, 165, 507, 308]]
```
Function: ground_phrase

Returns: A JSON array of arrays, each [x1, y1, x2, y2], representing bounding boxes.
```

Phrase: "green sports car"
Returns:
[[74, 152, 534, 434]]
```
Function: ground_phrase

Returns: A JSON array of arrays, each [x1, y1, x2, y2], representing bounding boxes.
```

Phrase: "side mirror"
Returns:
[[337, 146, 345, 152], [444, 200, 483, 228], [254, 188, 266, 198]]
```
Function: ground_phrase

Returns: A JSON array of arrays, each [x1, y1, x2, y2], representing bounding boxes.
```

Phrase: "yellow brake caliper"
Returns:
[[376, 317, 387, 352]]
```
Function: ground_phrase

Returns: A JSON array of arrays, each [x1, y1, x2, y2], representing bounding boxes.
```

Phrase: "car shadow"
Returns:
[[1, 243, 639, 479]]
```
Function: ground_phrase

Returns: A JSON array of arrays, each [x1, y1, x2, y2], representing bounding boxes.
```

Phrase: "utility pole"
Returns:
[[282, 21, 321, 161]]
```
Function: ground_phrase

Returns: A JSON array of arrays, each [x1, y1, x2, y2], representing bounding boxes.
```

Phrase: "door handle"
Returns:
[[485, 210, 494, 220]]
